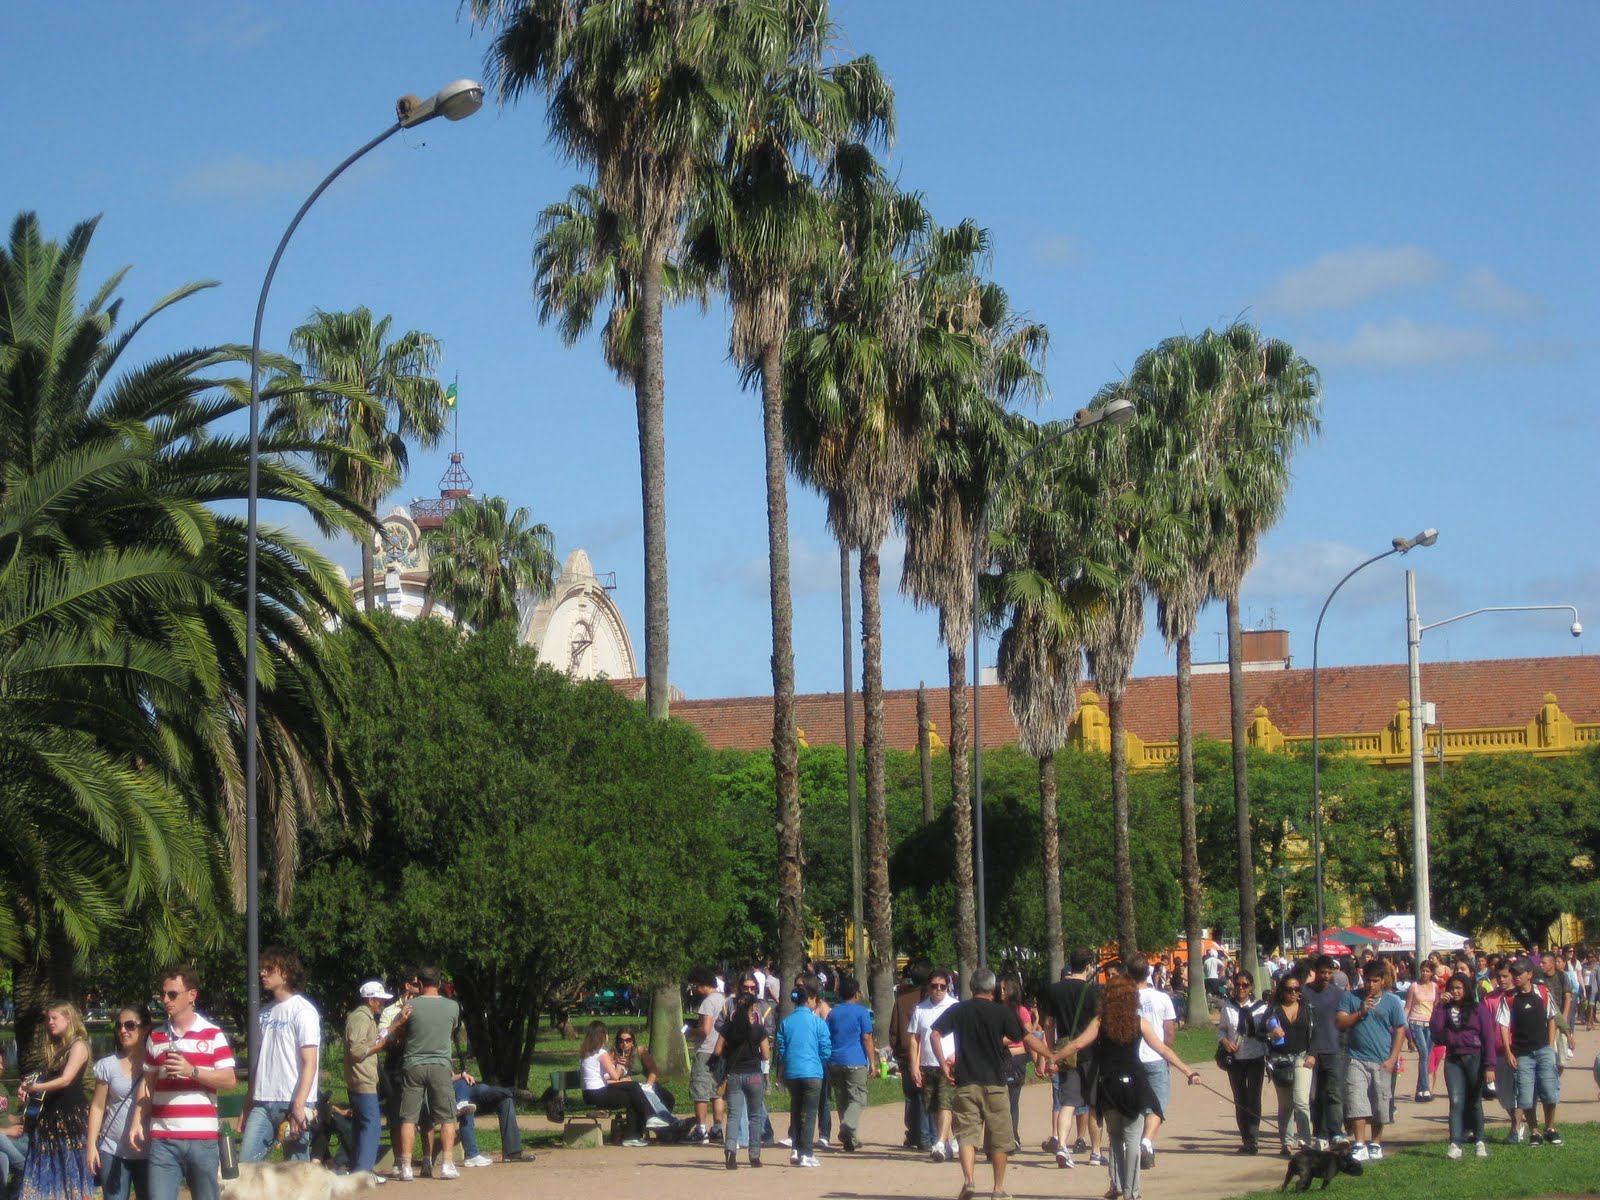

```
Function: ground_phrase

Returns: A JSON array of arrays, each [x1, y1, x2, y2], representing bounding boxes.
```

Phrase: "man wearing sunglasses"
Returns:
[[908, 971, 959, 1162], [128, 966, 237, 1200]]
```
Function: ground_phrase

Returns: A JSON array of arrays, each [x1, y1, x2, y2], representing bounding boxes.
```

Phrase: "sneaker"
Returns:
[[1544, 1128, 1562, 1146], [1350, 1145, 1370, 1163], [777, 1137, 793, 1149], [1475, 1140, 1488, 1158], [749, 1155, 762, 1167], [725, 1149, 737, 1170], [463, 1154, 494, 1168], [1072, 1138, 1089, 1155], [708, 1125, 724, 1143], [1139, 1138, 1155, 1170], [621, 1138, 648, 1148], [991, 1192, 1012, 1200], [958, 1183, 977, 1200], [1368, 1143, 1384, 1161], [438, 1163, 460, 1180], [418, 1161, 433, 1179], [947, 1137, 959, 1157], [1055, 1148, 1074, 1169], [500, 1152, 533, 1164], [815, 1138, 830, 1150], [456, 1100, 477, 1117], [930, 1143, 946, 1163], [798, 1155, 821, 1168], [1529, 1132, 1543, 1147], [645, 1115, 672, 1130], [1446, 1143, 1462, 1160], [392, 1166, 414, 1182], [688, 1126, 709, 1145], [1040, 1137, 1059, 1154], [1088, 1151, 1107, 1167], [841, 1129, 859, 1152], [790, 1152, 801, 1166]]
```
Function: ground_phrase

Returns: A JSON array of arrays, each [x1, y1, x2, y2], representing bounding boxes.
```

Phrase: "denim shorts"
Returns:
[[1513, 1045, 1561, 1109]]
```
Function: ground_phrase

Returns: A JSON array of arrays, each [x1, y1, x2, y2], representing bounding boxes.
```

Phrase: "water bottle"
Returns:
[[1266, 1014, 1286, 1050], [218, 1128, 239, 1180]]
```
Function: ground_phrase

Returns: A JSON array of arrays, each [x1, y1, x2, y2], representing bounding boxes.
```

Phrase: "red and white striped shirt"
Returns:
[[144, 1015, 235, 1139]]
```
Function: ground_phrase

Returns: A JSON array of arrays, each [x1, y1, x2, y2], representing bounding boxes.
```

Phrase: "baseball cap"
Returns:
[[359, 980, 394, 1000]]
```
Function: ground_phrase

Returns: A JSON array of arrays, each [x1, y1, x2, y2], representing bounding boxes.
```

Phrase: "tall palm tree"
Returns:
[[422, 495, 558, 629], [474, 0, 782, 721], [267, 307, 447, 612], [786, 153, 930, 1032], [1208, 323, 1321, 975], [899, 229, 1045, 987], [0, 211, 372, 1052]]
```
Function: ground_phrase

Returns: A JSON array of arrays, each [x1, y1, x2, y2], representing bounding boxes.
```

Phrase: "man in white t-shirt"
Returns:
[[686, 966, 727, 1142], [240, 947, 322, 1163], [907, 969, 959, 1162], [1130, 955, 1177, 1171]]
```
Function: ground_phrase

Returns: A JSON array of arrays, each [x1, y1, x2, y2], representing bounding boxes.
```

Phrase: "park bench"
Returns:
[[544, 1069, 629, 1141]]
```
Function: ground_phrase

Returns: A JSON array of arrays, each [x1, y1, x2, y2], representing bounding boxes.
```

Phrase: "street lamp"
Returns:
[[243, 78, 482, 1067], [1310, 529, 1437, 954], [970, 396, 1135, 972], [1406, 585, 1582, 961]]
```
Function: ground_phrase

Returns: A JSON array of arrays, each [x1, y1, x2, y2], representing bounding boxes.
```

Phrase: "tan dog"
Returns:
[[221, 1162, 385, 1200]]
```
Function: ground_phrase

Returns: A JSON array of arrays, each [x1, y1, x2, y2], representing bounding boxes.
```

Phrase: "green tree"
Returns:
[[297, 616, 731, 1085], [421, 494, 558, 629], [270, 306, 448, 610]]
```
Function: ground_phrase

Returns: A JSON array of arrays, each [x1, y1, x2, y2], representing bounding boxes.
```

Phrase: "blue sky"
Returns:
[[10, 1, 1596, 703]]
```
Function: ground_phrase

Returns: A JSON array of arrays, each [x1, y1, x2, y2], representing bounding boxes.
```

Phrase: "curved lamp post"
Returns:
[[971, 396, 1136, 971], [1310, 529, 1437, 954], [244, 78, 482, 1065], [1406, 590, 1581, 961]]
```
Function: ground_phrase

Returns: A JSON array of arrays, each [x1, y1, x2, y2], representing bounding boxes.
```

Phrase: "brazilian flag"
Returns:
[[445, 382, 458, 408]]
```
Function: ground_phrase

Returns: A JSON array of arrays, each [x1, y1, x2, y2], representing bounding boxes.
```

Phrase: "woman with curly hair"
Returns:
[[17, 1002, 94, 1200], [1059, 976, 1199, 1200]]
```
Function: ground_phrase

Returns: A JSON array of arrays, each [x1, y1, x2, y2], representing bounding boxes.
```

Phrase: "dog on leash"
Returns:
[[221, 1162, 385, 1200], [1280, 1144, 1364, 1191]]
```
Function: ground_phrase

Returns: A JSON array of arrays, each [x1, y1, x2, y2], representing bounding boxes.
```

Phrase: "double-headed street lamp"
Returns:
[[1406, 584, 1582, 961], [243, 79, 482, 1064], [1310, 530, 1437, 954], [970, 396, 1136, 971]]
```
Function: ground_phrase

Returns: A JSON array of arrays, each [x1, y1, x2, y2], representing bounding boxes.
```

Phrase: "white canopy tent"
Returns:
[[1375, 914, 1469, 953]]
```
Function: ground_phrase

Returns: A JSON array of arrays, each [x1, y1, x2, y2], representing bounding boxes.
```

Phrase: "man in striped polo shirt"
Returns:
[[130, 965, 238, 1200]]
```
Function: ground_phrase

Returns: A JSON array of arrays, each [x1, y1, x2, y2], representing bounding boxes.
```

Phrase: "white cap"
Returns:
[[359, 981, 394, 1000]]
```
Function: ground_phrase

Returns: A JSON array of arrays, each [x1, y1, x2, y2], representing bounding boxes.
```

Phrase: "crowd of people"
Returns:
[[0, 940, 1593, 1200]]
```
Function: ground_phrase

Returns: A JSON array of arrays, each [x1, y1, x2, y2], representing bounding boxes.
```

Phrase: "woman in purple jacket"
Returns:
[[1430, 972, 1498, 1158]]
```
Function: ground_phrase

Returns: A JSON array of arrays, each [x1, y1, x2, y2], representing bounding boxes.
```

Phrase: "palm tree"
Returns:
[[899, 229, 1046, 987], [268, 306, 448, 612], [684, 1, 893, 1002], [474, 0, 782, 720], [1208, 323, 1321, 975], [422, 495, 558, 629], [0, 211, 372, 1053], [785, 153, 930, 1031]]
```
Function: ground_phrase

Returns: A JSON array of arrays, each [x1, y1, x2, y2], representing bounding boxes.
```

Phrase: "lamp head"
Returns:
[[397, 79, 485, 128], [1076, 396, 1136, 429], [1573, 621, 1583, 638], [1393, 528, 1439, 553]]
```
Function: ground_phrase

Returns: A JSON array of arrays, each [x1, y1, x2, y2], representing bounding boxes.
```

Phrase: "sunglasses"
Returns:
[[1282, 987, 1301, 995], [118, 1020, 143, 1031], [162, 990, 188, 999], [618, 1036, 635, 1043], [928, 983, 948, 991]]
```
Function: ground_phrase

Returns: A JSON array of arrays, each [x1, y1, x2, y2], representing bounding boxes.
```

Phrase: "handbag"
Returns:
[[1266, 1053, 1297, 1087], [1056, 980, 1094, 1070], [1002, 1053, 1027, 1087], [1213, 1042, 1234, 1071]]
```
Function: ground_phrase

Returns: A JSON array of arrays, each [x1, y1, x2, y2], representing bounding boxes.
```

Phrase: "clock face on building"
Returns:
[[380, 519, 421, 570]]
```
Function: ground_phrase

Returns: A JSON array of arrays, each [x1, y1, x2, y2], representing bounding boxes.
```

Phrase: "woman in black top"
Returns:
[[715, 987, 770, 1169], [17, 1002, 94, 1200], [1267, 974, 1315, 1154], [1059, 977, 1199, 1200]]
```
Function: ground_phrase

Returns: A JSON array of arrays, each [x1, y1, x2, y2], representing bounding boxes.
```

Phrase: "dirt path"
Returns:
[[437, 1024, 1599, 1200]]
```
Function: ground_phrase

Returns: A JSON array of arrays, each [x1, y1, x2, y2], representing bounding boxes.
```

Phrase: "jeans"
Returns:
[[898, 1057, 932, 1147], [1226, 1058, 1265, 1148], [828, 1064, 869, 1138], [350, 1091, 382, 1173], [0, 1132, 27, 1188], [1443, 1053, 1485, 1144], [241, 1101, 312, 1163], [1311, 1050, 1345, 1141], [725, 1071, 766, 1155], [1273, 1058, 1314, 1148], [147, 1137, 219, 1200], [453, 1081, 521, 1158], [817, 1072, 833, 1141], [100, 1154, 149, 1200], [1104, 1108, 1142, 1197], [1408, 1022, 1433, 1093], [786, 1077, 823, 1155]]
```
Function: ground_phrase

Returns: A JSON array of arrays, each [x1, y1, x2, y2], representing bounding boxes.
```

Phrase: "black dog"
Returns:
[[1281, 1145, 1364, 1191]]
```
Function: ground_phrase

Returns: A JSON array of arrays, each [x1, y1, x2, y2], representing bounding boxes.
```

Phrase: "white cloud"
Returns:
[[1453, 267, 1545, 319], [185, 4, 275, 49], [710, 534, 905, 602], [174, 154, 326, 199], [1260, 245, 1443, 313], [1305, 317, 1499, 369], [1030, 234, 1081, 269], [1244, 540, 1372, 600]]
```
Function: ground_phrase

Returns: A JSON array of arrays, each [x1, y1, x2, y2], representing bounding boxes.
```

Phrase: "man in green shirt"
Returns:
[[392, 966, 463, 1180]]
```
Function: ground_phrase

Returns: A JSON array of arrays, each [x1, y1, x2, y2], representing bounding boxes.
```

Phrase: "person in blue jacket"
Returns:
[[776, 975, 832, 1168]]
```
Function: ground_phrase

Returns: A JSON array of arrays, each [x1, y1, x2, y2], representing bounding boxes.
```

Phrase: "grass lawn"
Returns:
[[1227, 1124, 1600, 1199]]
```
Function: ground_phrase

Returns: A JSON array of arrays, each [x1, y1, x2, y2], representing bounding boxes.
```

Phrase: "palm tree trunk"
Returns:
[[1227, 592, 1258, 974], [946, 642, 977, 989], [860, 546, 895, 1037], [1176, 633, 1208, 1026], [14, 927, 78, 1072], [637, 253, 671, 720], [1109, 688, 1138, 958], [1040, 750, 1063, 982], [917, 683, 934, 824], [762, 339, 805, 1001], [360, 538, 377, 613]]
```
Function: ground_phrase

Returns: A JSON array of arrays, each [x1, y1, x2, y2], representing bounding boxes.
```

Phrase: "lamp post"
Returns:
[[243, 79, 482, 1067], [1310, 530, 1437, 955], [1405, 586, 1582, 961], [970, 396, 1136, 971]]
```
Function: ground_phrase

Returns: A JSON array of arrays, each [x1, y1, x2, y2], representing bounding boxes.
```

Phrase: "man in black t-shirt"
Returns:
[[931, 968, 1057, 1200], [1040, 948, 1103, 1167]]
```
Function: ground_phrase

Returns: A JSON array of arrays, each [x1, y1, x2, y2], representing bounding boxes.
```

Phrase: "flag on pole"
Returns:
[[444, 381, 458, 408]]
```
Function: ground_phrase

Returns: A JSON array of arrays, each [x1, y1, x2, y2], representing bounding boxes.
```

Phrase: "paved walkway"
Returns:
[[443, 1024, 1599, 1200]]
